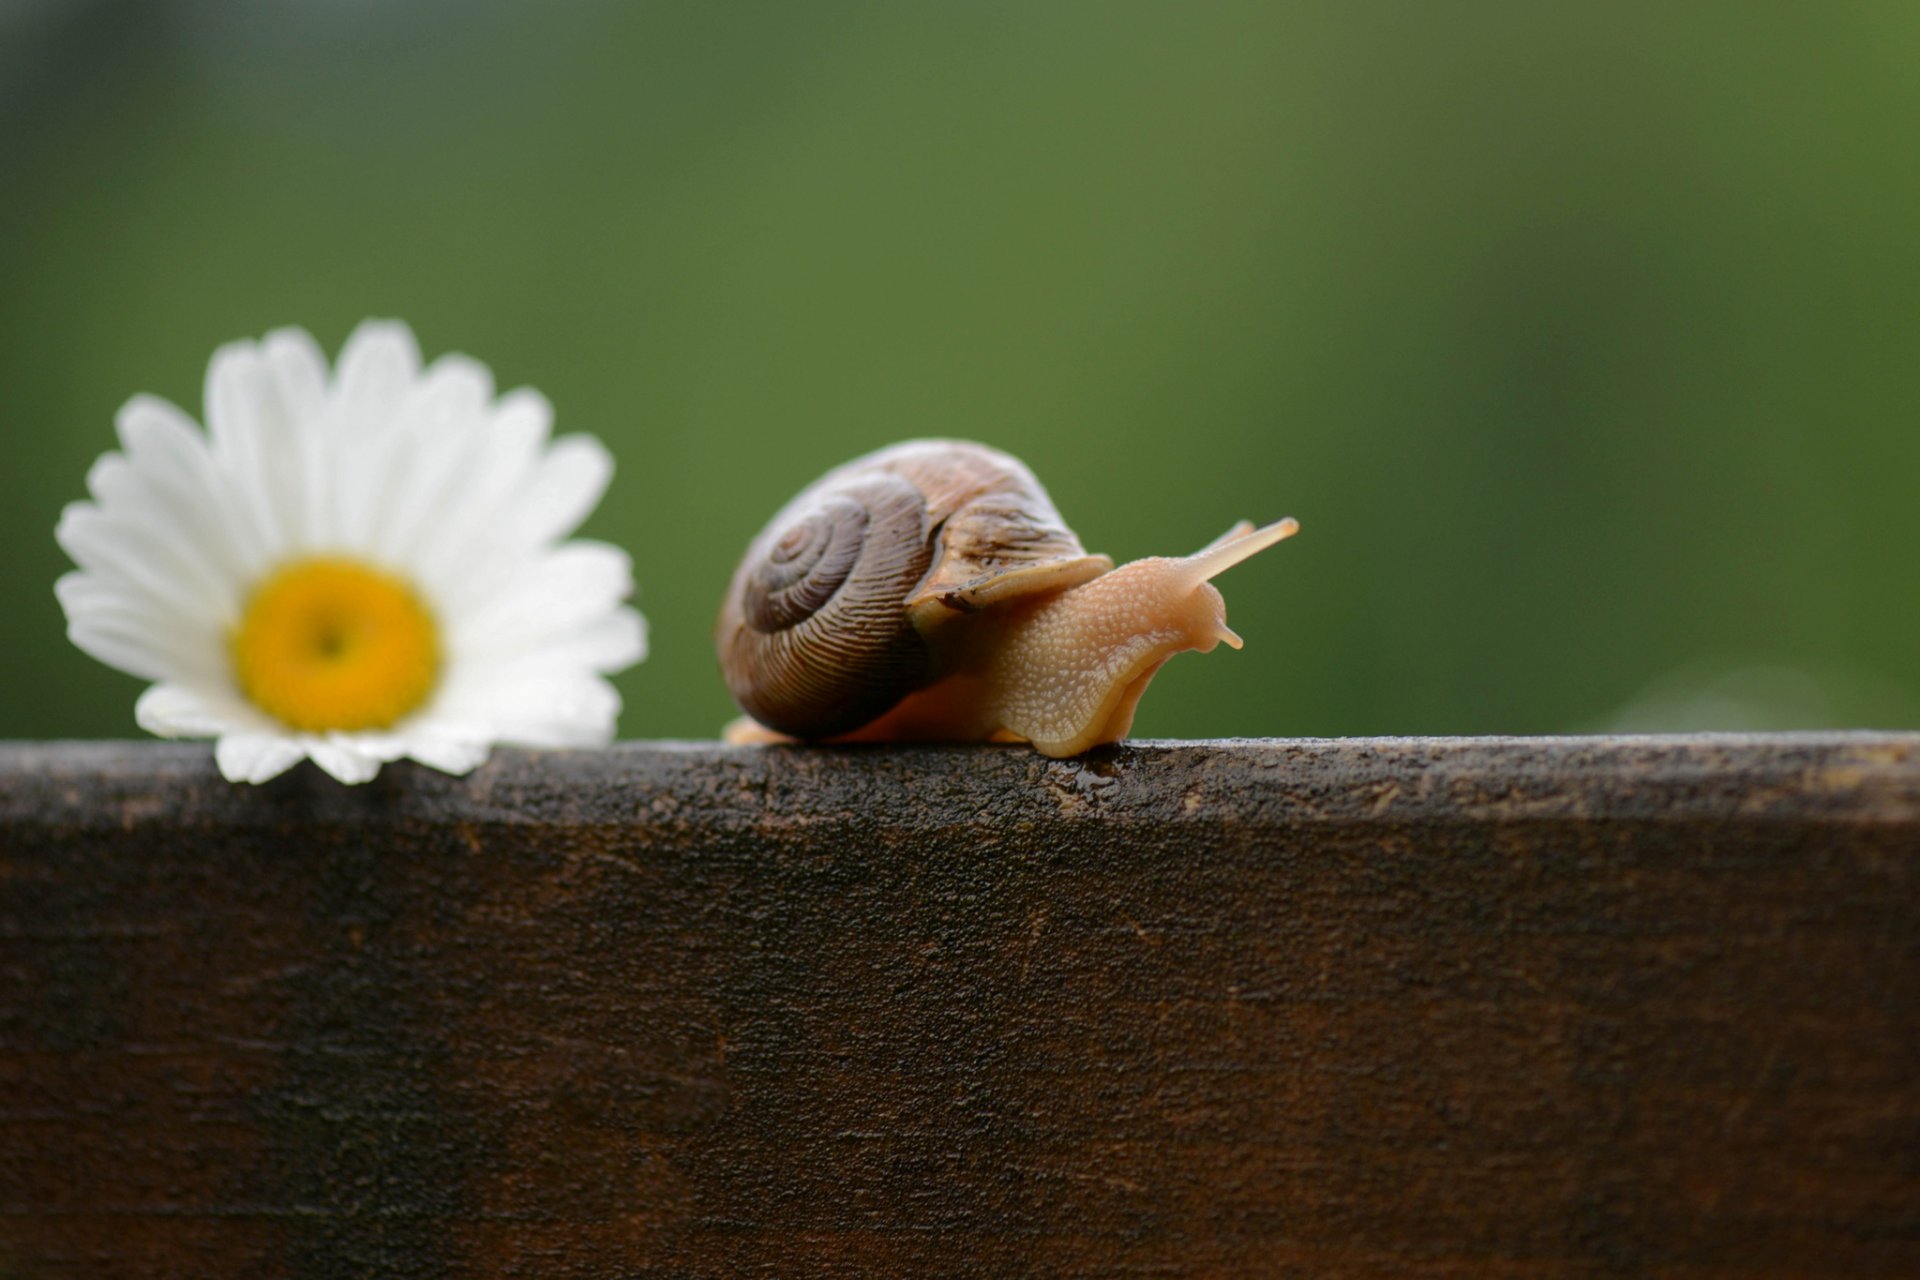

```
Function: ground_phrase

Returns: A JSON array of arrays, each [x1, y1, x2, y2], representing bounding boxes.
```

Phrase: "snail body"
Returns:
[[717, 440, 1297, 756]]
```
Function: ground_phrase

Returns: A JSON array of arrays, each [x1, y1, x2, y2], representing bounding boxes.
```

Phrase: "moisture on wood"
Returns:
[[1, 735, 1916, 1278]]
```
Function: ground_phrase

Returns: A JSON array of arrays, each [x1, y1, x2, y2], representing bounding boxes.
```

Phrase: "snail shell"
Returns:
[[717, 441, 1108, 738], [717, 439, 1297, 755]]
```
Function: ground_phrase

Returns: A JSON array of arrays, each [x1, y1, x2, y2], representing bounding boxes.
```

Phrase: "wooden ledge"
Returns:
[[2, 736, 1917, 1277], [7, 732, 1918, 827]]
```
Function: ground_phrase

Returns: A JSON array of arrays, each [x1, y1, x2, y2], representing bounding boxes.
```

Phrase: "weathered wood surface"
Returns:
[[0, 735, 1916, 1278]]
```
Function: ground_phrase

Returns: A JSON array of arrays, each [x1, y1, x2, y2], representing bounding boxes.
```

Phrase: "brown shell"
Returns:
[[716, 440, 1113, 739]]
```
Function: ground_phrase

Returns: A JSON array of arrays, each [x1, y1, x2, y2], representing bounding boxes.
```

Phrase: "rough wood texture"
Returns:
[[1, 735, 1916, 1278]]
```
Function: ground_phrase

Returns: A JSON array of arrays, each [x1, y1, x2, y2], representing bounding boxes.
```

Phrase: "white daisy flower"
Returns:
[[55, 320, 647, 785]]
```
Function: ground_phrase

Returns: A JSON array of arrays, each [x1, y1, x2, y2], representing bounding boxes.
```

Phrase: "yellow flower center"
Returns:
[[230, 558, 441, 733]]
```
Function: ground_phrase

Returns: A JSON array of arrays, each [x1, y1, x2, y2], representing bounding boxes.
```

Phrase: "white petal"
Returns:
[[460, 608, 646, 677], [500, 435, 613, 549], [252, 328, 338, 546], [56, 506, 233, 652], [334, 320, 422, 407], [452, 541, 633, 657], [415, 352, 494, 414], [326, 405, 414, 560], [407, 390, 555, 595], [492, 386, 552, 449], [56, 571, 224, 684], [402, 733, 492, 776], [215, 733, 307, 784], [356, 360, 496, 564], [80, 454, 242, 615], [113, 395, 264, 583], [304, 738, 382, 785], [64, 616, 177, 682], [444, 671, 623, 748], [115, 394, 207, 473], [203, 341, 264, 456], [261, 328, 329, 424], [205, 341, 305, 556], [136, 682, 267, 737], [314, 329, 431, 554], [542, 609, 647, 672]]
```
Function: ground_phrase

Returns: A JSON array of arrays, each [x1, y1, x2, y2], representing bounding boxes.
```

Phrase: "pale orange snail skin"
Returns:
[[716, 440, 1298, 758]]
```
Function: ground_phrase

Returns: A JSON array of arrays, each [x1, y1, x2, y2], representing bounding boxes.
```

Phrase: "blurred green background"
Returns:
[[3, 0, 1916, 743]]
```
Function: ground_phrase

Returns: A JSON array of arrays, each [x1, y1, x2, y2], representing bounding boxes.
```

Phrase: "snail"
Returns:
[[716, 440, 1298, 757]]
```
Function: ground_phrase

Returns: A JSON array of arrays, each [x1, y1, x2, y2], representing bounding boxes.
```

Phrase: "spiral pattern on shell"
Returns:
[[718, 472, 936, 738], [741, 495, 871, 633]]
